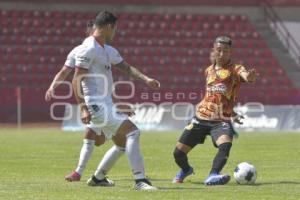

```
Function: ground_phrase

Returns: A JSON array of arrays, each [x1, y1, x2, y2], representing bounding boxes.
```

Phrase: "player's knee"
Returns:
[[94, 140, 104, 146], [85, 128, 97, 140], [218, 142, 232, 157], [126, 129, 140, 139], [94, 134, 106, 146], [120, 120, 138, 134], [173, 148, 186, 159], [215, 134, 232, 146]]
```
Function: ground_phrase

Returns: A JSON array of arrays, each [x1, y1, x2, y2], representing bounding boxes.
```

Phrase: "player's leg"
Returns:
[[87, 145, 125, 187], [95, 134, 106, 146], [65, 128, 105, 181], [204, 122, 234, 186], [172, 118, 207, 183], [86, 104, 127, 187], [210, 134, 232, 175], [88, 120, 155, 189], [173, 143, 194, 183], [86, 104, 156, 190], [113, 120, 157, 190]]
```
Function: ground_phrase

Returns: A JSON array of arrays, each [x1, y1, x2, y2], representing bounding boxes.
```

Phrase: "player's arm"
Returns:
[[72, 67, 90, 124], [72, 46, 94, 124], [45, 66, 72, 101], [239, 67, 258, 83], [114, 61, 160, 90]]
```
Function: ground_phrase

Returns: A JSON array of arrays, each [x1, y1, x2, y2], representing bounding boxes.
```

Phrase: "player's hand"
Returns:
[[233, 114, 244, 125], [81, 106, 91, 124], [45, 88, 54, 102], [247, 69, 258, 83], [146, 78, 160, 90], [116, 103, 135, 117]]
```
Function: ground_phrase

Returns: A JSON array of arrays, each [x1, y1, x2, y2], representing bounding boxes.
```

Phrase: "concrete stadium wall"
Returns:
[[273, 7, 300, 21]]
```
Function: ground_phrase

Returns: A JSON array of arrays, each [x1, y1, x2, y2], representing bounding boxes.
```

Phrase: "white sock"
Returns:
[[125, 130, 145, 180], [75, 139, 95, 175], [94, 145, 125, 180]]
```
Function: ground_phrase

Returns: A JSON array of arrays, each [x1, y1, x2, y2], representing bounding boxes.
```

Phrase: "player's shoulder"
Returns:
[[76, 37, 97, 57], [82, 36, 95, 46], [205, 64, 214, 73], [81, 36, 97, 51], [104, 44, 114, 49], [104, 44, 119, 53], [105, 44, 122, 58], [69, 44, 84, 55]]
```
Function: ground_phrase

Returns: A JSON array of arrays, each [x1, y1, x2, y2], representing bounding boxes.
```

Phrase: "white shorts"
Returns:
[[86, 103, 128, 140]]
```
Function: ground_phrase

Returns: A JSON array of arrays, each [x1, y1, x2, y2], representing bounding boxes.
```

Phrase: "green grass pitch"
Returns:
[[0, 128, 300, 200]]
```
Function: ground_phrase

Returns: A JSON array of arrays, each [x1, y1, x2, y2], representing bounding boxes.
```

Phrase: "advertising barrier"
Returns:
[[62, 104, 300, 132]]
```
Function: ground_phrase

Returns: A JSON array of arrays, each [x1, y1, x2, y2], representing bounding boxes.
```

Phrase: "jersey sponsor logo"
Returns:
[[207, 83, 227, 93], [77, 56, 91, 63]]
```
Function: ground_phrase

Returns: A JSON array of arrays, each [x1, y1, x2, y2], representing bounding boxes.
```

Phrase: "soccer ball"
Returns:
[[234, 162, 257, 184]]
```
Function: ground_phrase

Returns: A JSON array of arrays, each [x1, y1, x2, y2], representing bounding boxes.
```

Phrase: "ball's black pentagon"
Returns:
[[245, 171, 254, 182]]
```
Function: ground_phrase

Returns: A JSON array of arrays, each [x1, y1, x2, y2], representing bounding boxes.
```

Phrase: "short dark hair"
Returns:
[[94, 11, 118, 27], [85, 20, 94, 36], [86, 20, 94, 28], [214, 36, 232, 46]]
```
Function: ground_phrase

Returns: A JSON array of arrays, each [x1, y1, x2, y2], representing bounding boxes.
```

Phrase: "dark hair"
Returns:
[[94, 11, 118, 27], [86, 20, 94, 28], [214, 36, 232, 46], [85, 20, 94, 36]]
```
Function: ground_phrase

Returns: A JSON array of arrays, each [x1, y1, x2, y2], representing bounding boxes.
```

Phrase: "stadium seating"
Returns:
[[1, 9, 299, 122]]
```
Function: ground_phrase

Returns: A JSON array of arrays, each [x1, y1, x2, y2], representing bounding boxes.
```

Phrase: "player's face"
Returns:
[[213, 43, 231, 65]]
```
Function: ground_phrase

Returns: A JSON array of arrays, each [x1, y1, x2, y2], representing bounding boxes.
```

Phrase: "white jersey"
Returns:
[[75, 36, 123, 106], [64, 45, 83, 68], [65, 44, 122, 68]]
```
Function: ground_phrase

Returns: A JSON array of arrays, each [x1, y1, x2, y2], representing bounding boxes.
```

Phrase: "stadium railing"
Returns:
[[262, 1, 300, 68]]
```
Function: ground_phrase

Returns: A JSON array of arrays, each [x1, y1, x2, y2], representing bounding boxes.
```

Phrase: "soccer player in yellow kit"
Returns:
[[172, 36, 257, 185]]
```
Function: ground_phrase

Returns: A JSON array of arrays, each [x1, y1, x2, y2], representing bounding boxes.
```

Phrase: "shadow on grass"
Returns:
[[101, 178, 300, 189], [111, 178, 203, 190], [254, 181, 300, 186], [158, 187, 202, 190], [113, 178, 173, 182]]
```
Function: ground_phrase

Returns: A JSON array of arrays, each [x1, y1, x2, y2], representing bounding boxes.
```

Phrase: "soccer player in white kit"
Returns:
[[72, 11, 160, 190], [45, 20, 133, 182]]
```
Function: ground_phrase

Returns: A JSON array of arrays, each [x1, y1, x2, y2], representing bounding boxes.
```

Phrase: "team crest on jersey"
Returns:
[[217, 69, 230, 79]]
